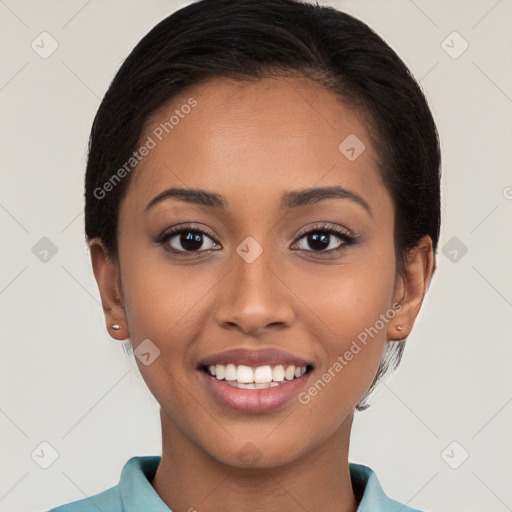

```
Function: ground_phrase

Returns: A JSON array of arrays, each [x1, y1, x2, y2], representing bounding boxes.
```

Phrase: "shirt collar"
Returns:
[[349, 462, 421, 511], [119, 456, 169, 511], [119, 456, 417, 512]]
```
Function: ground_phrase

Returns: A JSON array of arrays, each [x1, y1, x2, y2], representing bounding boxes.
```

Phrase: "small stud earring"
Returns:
[[396, 325, 404, 332], [111, 324, 121, 331]]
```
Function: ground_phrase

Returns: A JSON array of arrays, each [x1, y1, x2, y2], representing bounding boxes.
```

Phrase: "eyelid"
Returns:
[[155, 223, 218, 243], [294, 222, 353, 239]]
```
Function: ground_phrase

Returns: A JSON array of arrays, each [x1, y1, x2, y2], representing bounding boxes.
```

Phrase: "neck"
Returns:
[[151, 410, 359, 512]]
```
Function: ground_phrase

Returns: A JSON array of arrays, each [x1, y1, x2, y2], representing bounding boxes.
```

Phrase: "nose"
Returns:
[[214, 245, 295, 337]]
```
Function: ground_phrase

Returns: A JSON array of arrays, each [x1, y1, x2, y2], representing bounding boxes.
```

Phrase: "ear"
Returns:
[[89, 238, 129, 340], [387, 235, 434, 341]]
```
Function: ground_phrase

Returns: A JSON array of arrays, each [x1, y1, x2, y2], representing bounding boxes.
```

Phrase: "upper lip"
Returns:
[[198, 348, 312, 369]]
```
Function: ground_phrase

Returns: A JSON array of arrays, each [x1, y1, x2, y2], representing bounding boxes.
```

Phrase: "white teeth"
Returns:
[[272, 365, 285, 382], [208, 363, 308, 384], [284, 365, 295, 380], [254, 365, 272, 383], [215, 364, 225, 380], [227, 380, 283, 389], [236, 365, 254, 383], [225, 363, 237, 381]]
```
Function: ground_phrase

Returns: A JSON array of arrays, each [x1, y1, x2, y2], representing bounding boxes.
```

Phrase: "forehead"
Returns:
[[124, 76, 389, 215]]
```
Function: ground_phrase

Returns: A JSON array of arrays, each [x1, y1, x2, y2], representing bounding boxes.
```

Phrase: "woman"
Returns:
[[48, 0, 440, 510]]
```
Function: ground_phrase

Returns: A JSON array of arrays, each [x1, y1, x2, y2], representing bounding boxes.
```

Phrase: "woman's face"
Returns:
[[96, 76, 428, 468]]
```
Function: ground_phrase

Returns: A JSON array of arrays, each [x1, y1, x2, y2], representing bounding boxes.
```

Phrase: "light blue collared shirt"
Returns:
[[46, 455, 424, 511]]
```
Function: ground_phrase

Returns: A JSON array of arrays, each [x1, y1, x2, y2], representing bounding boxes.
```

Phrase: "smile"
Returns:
[[197, 347, 314, 413], [206, 364, 309, 389]]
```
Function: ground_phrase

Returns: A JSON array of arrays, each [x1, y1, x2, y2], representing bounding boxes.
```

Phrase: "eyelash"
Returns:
[[155, 223, 358, 257]]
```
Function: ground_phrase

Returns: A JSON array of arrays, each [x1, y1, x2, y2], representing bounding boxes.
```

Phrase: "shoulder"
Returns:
[[44, 485, 121, 512], [44, 455, 162, 512], [350, 462, 426, 512]]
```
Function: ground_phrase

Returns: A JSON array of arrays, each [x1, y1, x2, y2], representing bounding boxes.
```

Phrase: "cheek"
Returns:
[[293, 246, 397, 344], [325, 265, 395, 341], [118, 246, 223, 397], [120, 247, 210, 339], [117, 251, 208, 415], [292, 246, 396, 412]]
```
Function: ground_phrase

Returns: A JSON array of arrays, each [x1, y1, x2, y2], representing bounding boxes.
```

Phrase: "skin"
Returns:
[[90, 76, 433, 512]]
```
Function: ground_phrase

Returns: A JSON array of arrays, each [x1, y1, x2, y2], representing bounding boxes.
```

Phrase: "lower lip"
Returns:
[[200, 370, 312, 414]]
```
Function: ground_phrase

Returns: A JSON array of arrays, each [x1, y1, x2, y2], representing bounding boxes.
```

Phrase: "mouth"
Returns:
[[197, 348, 315, 414], [199, 363, 313, 389]]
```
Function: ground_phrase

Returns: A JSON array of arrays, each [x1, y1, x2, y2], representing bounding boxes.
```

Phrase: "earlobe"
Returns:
[[387, 236, 434, 341], [89, 238, 129, 340]]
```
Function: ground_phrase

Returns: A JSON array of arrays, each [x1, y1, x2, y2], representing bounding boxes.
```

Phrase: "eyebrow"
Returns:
[[145, 185, 372, 217]]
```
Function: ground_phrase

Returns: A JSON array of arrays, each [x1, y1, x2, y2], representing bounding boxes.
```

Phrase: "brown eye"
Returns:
[[293, 224, 356, 254], [157, 225, 220, 254]]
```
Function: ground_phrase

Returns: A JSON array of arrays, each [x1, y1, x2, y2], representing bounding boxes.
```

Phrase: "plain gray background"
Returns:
[[1, 1, 511, 511]]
